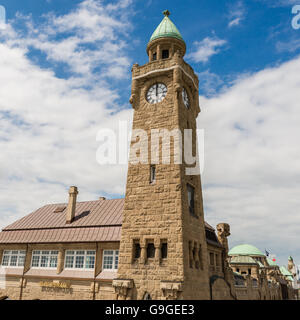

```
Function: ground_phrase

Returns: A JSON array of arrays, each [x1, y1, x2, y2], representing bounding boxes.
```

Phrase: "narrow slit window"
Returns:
[[152, 52, 157, 61], [161, 243, 168, 259], [150, 165, 156, 183], [187, 183, 195, 216], [134, 243, 141, 259], [147, 243, 155, 258]]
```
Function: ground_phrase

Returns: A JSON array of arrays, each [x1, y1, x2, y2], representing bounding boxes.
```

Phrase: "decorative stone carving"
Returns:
[[160, 281, 183, 300], [216, 223, 230, 256], [112, 279, 134, 300]]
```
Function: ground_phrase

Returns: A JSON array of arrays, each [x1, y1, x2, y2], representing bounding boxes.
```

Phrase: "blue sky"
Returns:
[[0, 0, 300, 267]]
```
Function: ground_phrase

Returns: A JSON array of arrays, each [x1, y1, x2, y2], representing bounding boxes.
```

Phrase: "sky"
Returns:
[[0, 0, 300, 267]]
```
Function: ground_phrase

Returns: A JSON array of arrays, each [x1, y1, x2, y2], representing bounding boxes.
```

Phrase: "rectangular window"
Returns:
[[150, 165, 156, 183], [161, 243, 168, 259], [162, 49, 169, 59], [152, 52, 157, 61], [147, 243, 155, 258], [209, 252, 215, 266], [187, 184, 195, 216], [134, 243, 141, 259], [1, 250, 26, 267], [31, 250, 58, 269], [64, 250, 96, 270], [102, 250, 119, 271]]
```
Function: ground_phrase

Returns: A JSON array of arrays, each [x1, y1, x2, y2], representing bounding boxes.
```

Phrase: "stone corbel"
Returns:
[[160, 281, 183, 300], [112, 279, 134, 300]]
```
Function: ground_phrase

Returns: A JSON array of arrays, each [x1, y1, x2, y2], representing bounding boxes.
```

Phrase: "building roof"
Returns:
[[0, 198, 123, 243], [267, 258, 278, 267], [228, 244, 265, 257], [230, 256, 258, 265], [149, 10, 184, 43], [280, 266, 293, 277], [0, 198, 221, 245]]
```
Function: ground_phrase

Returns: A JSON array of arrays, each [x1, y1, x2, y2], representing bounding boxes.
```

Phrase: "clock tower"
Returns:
[[113, 10, 210, 300]]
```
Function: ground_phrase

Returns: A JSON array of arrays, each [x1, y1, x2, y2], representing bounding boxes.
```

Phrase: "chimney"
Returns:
[[66, 186, 78, 224]]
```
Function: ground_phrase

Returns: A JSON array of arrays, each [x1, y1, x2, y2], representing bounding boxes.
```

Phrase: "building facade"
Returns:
[[0, 11, 297, 300]]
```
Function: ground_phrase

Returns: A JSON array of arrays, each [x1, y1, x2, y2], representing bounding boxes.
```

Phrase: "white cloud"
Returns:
[[0, 0, 134, 230], [227, 1, 246, 28], [198, 55, 300, 265], [197, 70, 225, 97], [187, 37, 227, 63], [2, 0, 132, 81]]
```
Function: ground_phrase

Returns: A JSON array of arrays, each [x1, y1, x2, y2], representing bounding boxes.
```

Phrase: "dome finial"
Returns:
[[163, 10, 170, 17]]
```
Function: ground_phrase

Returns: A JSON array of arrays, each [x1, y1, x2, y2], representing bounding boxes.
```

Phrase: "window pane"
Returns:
[[10, 255, 18, 266], [65, 255, 74, 268], [18, 255, 25, 267], [85, 255, 95, 269], [76, 251, 84, 255], [75, 256, 84, 268], [66, 251, 74, 255], [42, 251, 49, 255], [41, 255, 49, 267], [32, 255, 40, 267], [50, 256, 58, 268], [103, 255, 113, 269], [115, 252, 119, 270], [2, 255, 9, 266]]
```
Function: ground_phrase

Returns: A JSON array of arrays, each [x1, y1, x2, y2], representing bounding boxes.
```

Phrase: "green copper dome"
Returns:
[[267, 258, 278, 267], [149, 10, 184, 43], [228, 244, 265, 257]]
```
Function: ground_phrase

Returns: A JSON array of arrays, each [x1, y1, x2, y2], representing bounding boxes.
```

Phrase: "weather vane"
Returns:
[[163, 10, 170, 17]]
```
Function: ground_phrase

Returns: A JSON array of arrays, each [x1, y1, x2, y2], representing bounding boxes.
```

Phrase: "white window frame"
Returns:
[[64, 250, 96, 271], [1, 250, 26, 268], [31, 250, 59, 269], [102, 250, 119, 271]]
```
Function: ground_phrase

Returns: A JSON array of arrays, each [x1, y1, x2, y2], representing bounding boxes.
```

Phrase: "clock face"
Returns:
[[182, 88, 190, 109], [146, 83, 167, 104]]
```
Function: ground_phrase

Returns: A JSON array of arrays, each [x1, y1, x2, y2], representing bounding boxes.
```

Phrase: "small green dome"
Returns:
[[228, 244, 265, 257], [267, 258, 278, 267], [149, 10, 184, 43]]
